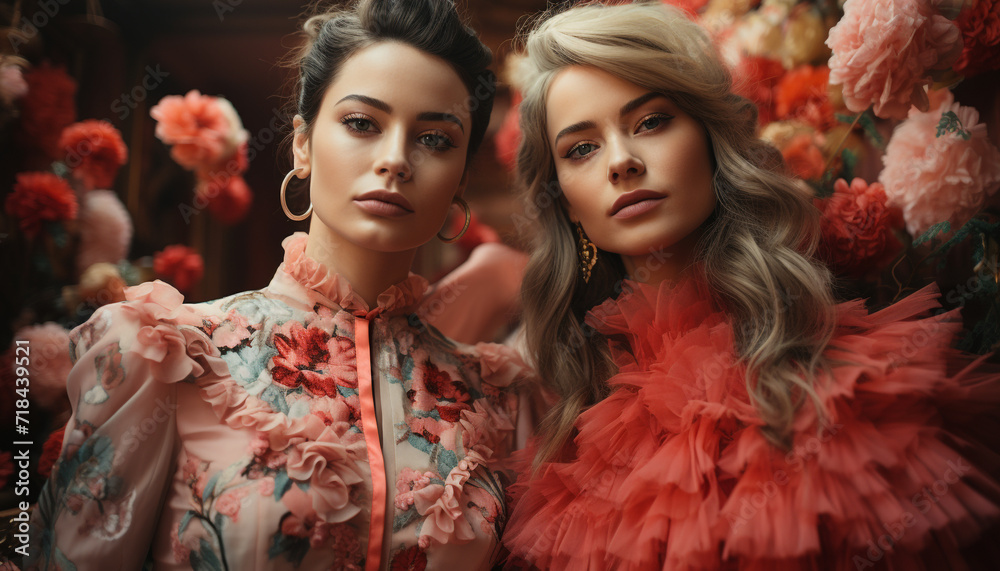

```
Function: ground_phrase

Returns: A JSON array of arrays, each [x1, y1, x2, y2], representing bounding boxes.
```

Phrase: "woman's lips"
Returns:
[[354, 190, 414, 217], [609, 189, 666, 219]]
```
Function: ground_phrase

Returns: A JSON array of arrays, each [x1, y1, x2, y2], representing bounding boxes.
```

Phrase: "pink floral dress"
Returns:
[[28, 233, 530, 571]]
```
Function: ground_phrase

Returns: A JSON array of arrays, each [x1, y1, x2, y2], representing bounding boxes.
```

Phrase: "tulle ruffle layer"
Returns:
[[504, 279, 1000, 570]]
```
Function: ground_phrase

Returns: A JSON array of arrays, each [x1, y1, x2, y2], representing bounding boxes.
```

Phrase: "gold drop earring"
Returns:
[[574, 222, 598, 283]]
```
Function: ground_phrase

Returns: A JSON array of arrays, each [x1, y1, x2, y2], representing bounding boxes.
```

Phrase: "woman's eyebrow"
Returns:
[[554, 120, 597, 146], [417, 112, 464, 132], [336, 94, 392, 113], [619, 92, 665, 116]]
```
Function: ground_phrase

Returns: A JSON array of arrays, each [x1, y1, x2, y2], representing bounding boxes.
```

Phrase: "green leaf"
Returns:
[[935, 111, 971, 140], [913, 221, 951, 246], [179, 510, 195, 536], [857, 111, 884, 147], [840, 148, 858, 181], [191, 538, 224, 571], [274, 470, 292, 500]]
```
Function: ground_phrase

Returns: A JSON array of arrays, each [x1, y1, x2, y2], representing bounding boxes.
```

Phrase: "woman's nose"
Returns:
[[607, 140, 644, 184], [373, 130, 412, 182]]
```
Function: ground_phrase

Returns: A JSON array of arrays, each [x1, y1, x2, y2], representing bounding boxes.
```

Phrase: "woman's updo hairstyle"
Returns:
[[293, 0, 495, 160]]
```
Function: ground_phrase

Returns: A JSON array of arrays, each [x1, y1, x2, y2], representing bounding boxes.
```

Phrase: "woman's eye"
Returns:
[[419, 132, 456, 151], [342, 115, 377, 133], [566, 142, 597, 160], [636, 114, 672, 133]]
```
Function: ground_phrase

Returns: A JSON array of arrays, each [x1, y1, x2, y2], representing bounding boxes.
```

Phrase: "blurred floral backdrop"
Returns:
[[1, 0, 1000, 562]]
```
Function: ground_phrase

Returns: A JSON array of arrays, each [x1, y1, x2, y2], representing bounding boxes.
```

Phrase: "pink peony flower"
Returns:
[[76, 189, 133, 275], [0, 63, 28, 105], [880, 89, 1000, 236], [826, 0, 962, 119], [150, 90, 249, 171], [13, 322, 73, 411], [59, 120, 129, 190]]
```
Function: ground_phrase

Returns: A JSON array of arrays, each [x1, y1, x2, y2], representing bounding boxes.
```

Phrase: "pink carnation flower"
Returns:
[[13, 323, 73, 411], [826, 0, 962, 119], [76, 190, 133, 275], [880, 90, 1000, 236], [150, 90, 249, 171]]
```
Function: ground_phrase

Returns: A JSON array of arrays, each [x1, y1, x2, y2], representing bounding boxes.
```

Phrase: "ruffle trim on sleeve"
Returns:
[[504, 278, 1000, 570], [116, 280, 230, 385]]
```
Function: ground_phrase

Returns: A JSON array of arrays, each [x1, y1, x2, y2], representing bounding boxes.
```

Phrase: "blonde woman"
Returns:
[[503, 2, 1000, 569]]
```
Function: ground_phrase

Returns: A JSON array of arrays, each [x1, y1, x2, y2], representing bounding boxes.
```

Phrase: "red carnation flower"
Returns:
[[153, 244, 204, 294], [195, 172, 253, 225], [38, 424, 67, 479], [954, 0, 1000, 77], [773, 65, 835, 131], [19, 62, 78, 159], [59, 120, 129, 190], [816, 178, 903, 278], [781, 133, 826, 181], [732, 56, 785, 126], [5, 171, 79, 237]]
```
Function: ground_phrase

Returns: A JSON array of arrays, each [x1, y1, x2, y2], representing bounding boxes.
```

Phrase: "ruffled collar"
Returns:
[[275, 232, 428, 318], [584, 272, 725, 366]]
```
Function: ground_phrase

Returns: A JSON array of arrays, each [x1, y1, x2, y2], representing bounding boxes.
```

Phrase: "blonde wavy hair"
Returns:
[[516, 1, 838, 468]]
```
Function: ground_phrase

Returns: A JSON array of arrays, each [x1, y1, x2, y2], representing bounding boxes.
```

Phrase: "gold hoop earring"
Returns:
[[280, 167, 312, 221], [574, 222, 598, 283], [437, 197, 471, 243]]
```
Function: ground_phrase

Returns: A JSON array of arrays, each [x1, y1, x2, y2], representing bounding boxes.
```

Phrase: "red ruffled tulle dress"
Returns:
[[503, 276, 1000, 570]]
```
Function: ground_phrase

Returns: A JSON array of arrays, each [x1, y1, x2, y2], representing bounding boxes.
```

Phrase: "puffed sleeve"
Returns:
[[28, 281, 215, 570]]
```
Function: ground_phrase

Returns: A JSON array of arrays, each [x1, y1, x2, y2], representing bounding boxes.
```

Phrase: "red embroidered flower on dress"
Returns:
[[419, 361, 472, 421], [390, 545, 428, 571], [816, 178, 903, 278], [153, 245, 204, 294], [59, 120, 129, 190], [5, 171, 78, 237], [95, 343, 126, 391], [271, 323, 357, 396], [954, 0, 1000, 77]]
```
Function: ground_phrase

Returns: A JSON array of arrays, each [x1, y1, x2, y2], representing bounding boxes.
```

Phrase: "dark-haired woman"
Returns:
[[28, 1, 529, 569]]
